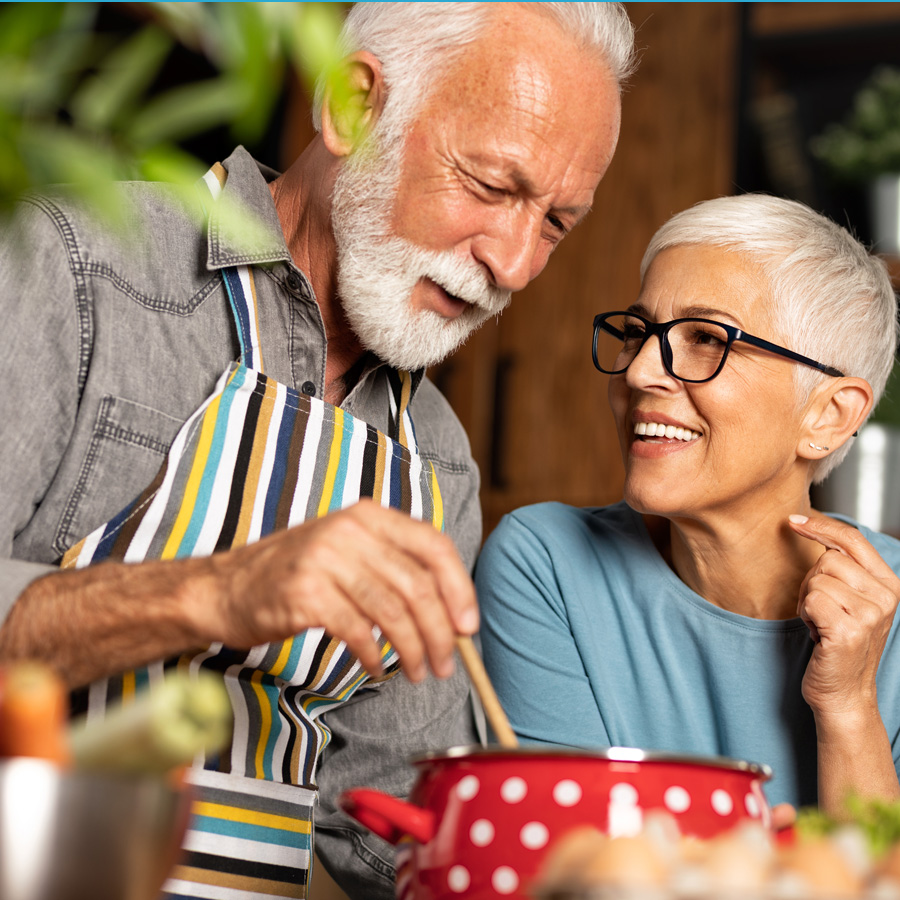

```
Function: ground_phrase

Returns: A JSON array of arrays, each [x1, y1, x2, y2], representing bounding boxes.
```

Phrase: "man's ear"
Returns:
[[320, 51, 386, 158], [799, 376, 873, 460]]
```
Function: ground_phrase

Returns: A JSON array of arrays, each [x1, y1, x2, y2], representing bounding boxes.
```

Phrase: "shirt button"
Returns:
[[301, 381, 317, 396], [285, 271, 305, 296]]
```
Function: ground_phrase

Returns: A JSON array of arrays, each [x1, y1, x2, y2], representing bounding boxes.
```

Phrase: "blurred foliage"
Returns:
[[871, 355, 900, 428], [797, 795, 900, 859], [811, 66, 900, 182], [0, 1, 346, 234]]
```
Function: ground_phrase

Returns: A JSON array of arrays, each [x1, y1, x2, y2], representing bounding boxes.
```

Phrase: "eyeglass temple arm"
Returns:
[[737, 332, 845, 378]]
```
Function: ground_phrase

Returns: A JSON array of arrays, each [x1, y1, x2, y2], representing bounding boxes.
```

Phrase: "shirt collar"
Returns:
[[203, 145, 292, 270]]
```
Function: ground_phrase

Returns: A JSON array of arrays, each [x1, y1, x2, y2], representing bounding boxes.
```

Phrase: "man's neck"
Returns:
[[269, 138, 366, 397]]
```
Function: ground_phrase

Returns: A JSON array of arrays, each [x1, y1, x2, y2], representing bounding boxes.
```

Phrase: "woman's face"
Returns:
[[608, 244, 810, 523]]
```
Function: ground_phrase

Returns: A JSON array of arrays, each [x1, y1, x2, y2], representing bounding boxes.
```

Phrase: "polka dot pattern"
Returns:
[[664, 785, 691, 813], [552, 779, 583, 807], [470, 819, 495, 847], [520, 821, 549, 850], [398, 758, 771, 898], [492, 866, 519, 894], [447, 865, 470, 893], [711, 788, 734, 816], [500, 776, 527, 804]]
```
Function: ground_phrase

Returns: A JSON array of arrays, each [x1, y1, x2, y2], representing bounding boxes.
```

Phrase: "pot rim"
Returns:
[[410, 744, 773, 781]]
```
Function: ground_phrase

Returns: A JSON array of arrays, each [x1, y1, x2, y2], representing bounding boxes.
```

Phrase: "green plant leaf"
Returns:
[[127, 76, 253, 148], [69, 25, 173, 133]]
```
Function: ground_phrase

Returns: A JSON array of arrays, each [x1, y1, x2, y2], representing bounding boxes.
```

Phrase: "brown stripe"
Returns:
[[168, 864, 305, 898], [108, 459, 170, 560]]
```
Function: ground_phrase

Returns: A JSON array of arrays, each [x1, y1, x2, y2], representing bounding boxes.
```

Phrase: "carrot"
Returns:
[[0, 662, 71, 765]]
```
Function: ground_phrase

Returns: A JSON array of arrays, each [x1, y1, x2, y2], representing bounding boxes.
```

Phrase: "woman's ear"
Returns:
[[799, 376, 873, 459], [320, 51, 386, 158]]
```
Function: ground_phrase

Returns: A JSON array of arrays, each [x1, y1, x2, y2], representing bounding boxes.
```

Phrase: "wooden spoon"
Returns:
[[455, 635, 519, 748]]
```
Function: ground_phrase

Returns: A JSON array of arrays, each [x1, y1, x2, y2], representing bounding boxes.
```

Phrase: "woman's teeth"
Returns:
[[634, 422, 700, 442]]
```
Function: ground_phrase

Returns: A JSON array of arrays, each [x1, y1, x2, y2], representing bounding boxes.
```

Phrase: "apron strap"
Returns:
[[200, 163, 266, 373], [387, 368, 418, 452]]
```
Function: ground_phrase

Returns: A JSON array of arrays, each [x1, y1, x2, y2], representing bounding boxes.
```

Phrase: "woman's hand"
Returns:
[[788, 513, 899, 720], [788, 513, 900, 813]]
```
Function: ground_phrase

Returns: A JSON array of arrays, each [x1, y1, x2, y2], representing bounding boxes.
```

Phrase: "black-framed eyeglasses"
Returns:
[[592, 311, 845, 383]]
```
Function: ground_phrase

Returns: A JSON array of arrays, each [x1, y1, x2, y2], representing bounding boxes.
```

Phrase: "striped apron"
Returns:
[[61, 163, 445, 899]]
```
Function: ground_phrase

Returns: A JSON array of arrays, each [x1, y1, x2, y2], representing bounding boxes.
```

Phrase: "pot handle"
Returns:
[[339, 788, 435, 845]]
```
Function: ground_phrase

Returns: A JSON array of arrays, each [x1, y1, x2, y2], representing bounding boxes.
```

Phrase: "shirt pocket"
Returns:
[[54, 395, 184, 557]]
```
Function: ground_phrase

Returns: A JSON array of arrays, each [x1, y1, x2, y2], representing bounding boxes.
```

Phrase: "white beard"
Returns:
[[331, 142, 510, 371]]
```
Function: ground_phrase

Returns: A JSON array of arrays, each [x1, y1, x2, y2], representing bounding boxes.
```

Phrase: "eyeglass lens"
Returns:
[[596, 314, 731, 381]]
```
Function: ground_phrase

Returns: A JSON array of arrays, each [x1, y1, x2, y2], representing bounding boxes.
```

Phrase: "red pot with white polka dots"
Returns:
[[339, 745, 772, 900]]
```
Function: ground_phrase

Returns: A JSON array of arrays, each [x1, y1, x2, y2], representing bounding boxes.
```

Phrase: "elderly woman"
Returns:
[[475, 194, 900, 816]]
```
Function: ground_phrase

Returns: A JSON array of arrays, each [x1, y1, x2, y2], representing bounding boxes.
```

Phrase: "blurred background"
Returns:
[[5, 1, 900, 539]]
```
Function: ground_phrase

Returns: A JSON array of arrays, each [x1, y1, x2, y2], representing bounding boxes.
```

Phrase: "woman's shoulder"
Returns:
[[494, 499, 637, 538], [481, 500, 644, 565]]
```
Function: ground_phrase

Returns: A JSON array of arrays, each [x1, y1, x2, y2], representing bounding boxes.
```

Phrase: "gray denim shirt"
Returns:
[[0, 146, 481, 898]]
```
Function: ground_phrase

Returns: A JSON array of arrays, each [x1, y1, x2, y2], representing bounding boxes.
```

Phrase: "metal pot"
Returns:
[[0, 758, 191, 900], [339, 745, 773, 900]]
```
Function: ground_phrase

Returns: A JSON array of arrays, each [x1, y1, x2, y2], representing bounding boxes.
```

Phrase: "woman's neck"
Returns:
[[643, 505, 825, 620]]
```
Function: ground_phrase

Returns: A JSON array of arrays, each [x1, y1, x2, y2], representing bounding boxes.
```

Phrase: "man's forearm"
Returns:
[[0, 558, 206, 687]]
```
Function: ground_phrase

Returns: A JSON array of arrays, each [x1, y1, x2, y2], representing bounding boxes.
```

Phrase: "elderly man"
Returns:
[[0, 3, 633, 898]]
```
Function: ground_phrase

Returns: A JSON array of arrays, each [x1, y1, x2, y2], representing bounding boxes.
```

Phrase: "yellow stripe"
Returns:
[[429, 461, 444, 530], [233, 377, 277, 547], [269, 637, 295, 677], [372, 429, 386, 503], [246, 269, 265, 375], [192, 800, 311, 834], [397, 371, 412, 448], [161, 385, 229, 559], [121, 669, 136, 702], [60, 535, 87, 568], [250, 670, 273, 779], [317, 406, 345, 517]]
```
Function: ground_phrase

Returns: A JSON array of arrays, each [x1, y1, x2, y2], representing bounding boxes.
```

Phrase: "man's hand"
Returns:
[[0, 499, 478, 688], [195, 498, 478, 683]]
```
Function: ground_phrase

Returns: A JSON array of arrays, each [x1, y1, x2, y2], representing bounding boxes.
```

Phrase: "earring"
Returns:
[[809, 442, 830, 452]]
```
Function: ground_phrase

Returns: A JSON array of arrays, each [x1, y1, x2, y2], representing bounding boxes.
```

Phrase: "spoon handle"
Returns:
[[455, 635, 519, 748]]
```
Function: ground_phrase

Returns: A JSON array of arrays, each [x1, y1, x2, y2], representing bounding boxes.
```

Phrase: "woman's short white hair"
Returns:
[[312, 2, 636, 142], [641, 193, 900, 483]]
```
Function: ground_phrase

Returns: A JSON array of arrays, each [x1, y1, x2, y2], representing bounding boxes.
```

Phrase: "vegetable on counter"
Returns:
[[0, 662, 232, 776], [0, 661, 71, 764]]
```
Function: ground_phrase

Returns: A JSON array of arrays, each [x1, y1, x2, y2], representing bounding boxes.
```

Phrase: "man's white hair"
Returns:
[[312, 2, 636, 144], [640, 193, 900, 483]]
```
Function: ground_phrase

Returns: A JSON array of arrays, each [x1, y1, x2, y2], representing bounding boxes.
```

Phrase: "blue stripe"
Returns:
[[279, 632, 307, 683], [328, 417, 355, 512], [262, 396, 296, 534], [175, 365, 249, 558], [190, 814, 310, 849], [222, 268, 255, 369], [389, 442, 402, 510], [89, 498, 138, 561]]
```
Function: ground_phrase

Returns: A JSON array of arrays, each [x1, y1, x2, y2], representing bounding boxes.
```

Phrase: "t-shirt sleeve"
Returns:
[[475, 508, 609, 748]]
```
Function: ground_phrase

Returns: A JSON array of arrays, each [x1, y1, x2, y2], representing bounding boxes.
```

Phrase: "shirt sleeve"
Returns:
[[0, 198, 81, 617], [475, 508, 609, 748]]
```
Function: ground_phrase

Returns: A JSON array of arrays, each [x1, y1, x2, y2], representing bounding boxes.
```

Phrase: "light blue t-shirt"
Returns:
[[475, 501, 900, 808]]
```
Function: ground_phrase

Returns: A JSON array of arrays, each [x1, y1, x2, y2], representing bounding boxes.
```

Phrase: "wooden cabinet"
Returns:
[[430, 3, 742, 536]]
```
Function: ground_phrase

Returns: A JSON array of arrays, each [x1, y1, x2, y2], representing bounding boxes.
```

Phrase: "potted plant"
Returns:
[[811, 65, 900, 254]]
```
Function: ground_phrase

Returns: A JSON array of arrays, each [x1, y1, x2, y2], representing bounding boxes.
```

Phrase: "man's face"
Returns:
[[332, 6, 622, 371]]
